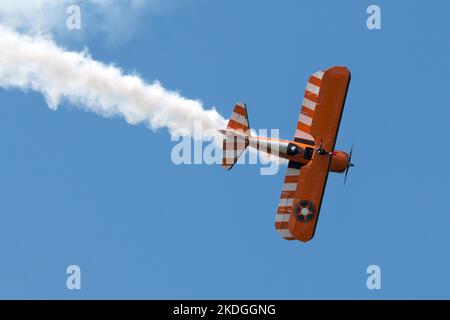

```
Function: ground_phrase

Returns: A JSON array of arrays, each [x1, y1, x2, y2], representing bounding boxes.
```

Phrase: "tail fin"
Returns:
[[221, 102, 250, 170]]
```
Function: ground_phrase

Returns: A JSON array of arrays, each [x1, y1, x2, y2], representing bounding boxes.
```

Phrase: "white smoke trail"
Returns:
[[0, 25, 227, 138], [0, 0, 155, 44], [0, 25, 285, 168]]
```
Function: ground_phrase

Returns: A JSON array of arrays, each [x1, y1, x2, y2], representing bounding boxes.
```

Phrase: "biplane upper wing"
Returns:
[[275, 66, 351, 242]]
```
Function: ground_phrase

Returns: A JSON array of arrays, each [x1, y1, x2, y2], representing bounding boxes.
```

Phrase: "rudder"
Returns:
[[221, 102, 250, 170]]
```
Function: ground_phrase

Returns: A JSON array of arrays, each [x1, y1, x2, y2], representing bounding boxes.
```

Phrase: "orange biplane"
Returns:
[[220, 66, 352, 243]]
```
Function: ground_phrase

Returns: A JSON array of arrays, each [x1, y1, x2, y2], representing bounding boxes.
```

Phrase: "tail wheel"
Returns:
[[294, 200, 316, 223]]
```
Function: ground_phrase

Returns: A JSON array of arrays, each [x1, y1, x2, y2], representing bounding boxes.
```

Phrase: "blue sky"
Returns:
[[0, 0, 449, 299]]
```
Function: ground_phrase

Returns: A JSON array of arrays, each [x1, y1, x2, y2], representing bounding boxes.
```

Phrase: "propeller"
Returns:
[[344, 145, 355, 184]]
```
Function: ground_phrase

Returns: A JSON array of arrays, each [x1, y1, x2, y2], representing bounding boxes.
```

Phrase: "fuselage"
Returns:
[[248, 135, 349, 173]]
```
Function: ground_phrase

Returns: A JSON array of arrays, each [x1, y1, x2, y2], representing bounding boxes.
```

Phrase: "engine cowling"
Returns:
[[330, 151, 349, 173]]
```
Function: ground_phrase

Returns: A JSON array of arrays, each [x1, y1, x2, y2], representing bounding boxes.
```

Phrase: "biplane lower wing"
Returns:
[[275, 66, 351, 242]]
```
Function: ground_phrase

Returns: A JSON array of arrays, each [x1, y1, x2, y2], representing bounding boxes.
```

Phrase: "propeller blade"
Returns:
[[344, 145, 354, 185], [344, 167, 349, 184]]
